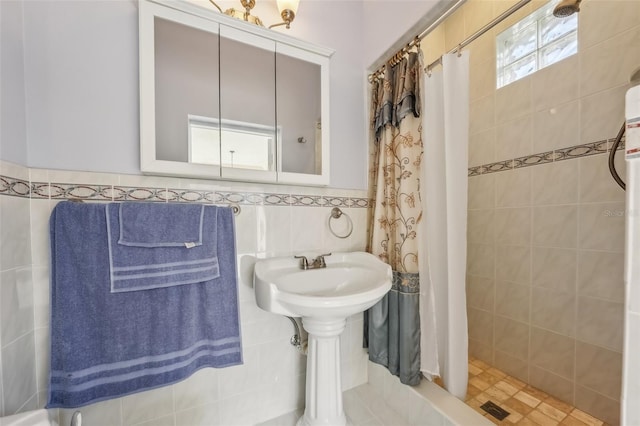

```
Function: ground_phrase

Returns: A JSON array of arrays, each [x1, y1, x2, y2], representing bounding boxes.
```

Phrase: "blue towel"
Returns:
[[47, 201, 242, 408], [106, 203, 219, 293], [117, 202, 205, 247]]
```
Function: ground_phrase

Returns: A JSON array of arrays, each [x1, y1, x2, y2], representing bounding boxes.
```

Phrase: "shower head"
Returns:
[[553, 0, 581, 17]]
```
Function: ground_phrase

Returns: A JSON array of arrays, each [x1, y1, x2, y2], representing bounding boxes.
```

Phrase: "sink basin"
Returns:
[[253, 251, 392, 426], [254, 251, 392, 319]]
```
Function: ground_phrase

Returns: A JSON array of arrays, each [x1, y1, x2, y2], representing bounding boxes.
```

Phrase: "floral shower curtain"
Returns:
[[365, 52, 424, 385]]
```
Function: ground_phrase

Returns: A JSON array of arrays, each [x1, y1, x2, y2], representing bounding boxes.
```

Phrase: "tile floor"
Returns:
[[257, 384, 409, 426], [261, 357, 610, 426], [462, 357, 608, 426]]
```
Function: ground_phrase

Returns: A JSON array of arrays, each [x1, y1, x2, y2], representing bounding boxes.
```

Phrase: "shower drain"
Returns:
[[480, 400, 510, 421]]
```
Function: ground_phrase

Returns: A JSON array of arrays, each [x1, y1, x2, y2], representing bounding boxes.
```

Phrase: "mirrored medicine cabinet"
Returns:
[[138, 0, 333, 186]]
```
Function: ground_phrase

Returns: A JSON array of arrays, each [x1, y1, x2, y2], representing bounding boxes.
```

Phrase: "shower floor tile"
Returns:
[[459, 357, 609, 426]]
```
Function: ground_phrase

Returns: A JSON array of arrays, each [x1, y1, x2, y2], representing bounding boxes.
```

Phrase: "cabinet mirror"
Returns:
[[139, 0, 332, 186]]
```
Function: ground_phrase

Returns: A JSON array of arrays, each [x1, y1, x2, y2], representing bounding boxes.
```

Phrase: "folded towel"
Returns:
[[106, 203, 219, 293], [47, 201, 242, 408], [117, 202, 205, 247]]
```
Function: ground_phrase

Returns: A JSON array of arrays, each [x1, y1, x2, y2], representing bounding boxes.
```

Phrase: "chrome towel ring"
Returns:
[[328, 207, 353, 239]]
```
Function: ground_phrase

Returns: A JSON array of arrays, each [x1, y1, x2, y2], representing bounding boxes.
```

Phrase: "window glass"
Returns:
[[496, 1, 578, 88]]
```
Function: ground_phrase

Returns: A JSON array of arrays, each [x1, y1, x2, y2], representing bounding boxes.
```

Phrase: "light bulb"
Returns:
[[277, 0, 299, 14]]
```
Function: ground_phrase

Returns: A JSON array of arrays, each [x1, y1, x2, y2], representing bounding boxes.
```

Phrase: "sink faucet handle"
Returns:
[[294, 255, 309, 270], [315, 253, 332, 267]]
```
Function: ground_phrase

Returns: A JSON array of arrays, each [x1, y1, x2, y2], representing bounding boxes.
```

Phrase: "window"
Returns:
[[496, 1, 577, 88]]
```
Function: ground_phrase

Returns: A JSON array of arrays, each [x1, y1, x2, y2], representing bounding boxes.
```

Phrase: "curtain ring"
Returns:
[[328, 207, 353, 239]]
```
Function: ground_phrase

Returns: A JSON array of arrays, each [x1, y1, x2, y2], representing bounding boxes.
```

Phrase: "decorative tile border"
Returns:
[[468, 135, 625, 176], [1, 176, 364, 209], [0, 175, 31, 197], [554, 139, 608, 162], [4, 136, 626, 199], [513, 151, 554, 169]]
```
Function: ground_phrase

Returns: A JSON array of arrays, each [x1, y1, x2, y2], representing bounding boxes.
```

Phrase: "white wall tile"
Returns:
[[495, 245, 531, 285], [532, 247, 577, 293], [467, 209, 494, 244], [469, 57, 496, 103], [1, 195, 31, 271], [121, 386, 174, 426], [495, 78, 532, 124], [580, 85, 628, 145], [532, 205, 578, 249], [577, 296, 624, 352], [257, 339, 307, 389], [470, 95, 495, 135], [236, 254, 258, 302], [29, 200, 53, 268], [233, 204, 258, 254], [256, 205, 292, 255], [172, 368, 219, 412], [577, 250, 625, 302], [34, 327, 49, 395], [578, 202, 625, 252], [468, 175, 495, 210], [495, 115, 533, 161], [532, 161, 579, 206], [1, 161, 30, 181], [495, 281, 530, 323], [32, 266, 50, 329], [217, 346, 262, 398], [580, 27, 640, 97], [467, 243, 495, 278], [174, 401, 220, 426], [218, 388, 269, 426], [533, 101, 580, 153], [531, 287, 576, 337], [466, 275, 495, 312], [531, 55, 580, 113], [495, 168, 531, 208], [1, 267, 34, 346], [579, 0, 640, 49], [579, 154, 626, 204], [133, 414, 175, 426], [494, 207, 531, 245], [2, 332, 37, 415], [469, 128, 495, 167], [290, 206, 326, 252]]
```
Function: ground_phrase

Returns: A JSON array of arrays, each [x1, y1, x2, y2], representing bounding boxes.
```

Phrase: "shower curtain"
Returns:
[[420, 52, 470, 400], [366, 52, 423, 385]]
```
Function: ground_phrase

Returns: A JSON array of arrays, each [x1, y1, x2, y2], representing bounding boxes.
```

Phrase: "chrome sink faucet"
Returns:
[[294, 253, 331, 270]]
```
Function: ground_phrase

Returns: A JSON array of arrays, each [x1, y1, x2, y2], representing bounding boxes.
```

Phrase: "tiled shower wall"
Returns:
[[0, 162, 36, 416], [0, 159, 370, 425], [420, 0, 640, 424]]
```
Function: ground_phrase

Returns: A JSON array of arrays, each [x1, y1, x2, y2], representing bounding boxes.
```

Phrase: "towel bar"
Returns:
[[67, 199, 240, 216]]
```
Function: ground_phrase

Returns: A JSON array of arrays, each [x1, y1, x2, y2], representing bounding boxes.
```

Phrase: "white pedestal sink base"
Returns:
[[297, 317, 351, 426]]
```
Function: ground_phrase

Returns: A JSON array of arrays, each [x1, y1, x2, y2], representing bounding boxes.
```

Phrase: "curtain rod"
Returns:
[[425, 0, 532, 72], [369, 0, 532, 81], [368, 0, 466, 82]]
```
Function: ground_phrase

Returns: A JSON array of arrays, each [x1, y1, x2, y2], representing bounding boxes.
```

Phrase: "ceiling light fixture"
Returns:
[[208, 0, 299, 29]]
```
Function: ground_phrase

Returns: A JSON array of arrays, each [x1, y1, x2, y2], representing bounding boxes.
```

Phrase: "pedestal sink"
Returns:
[[253, 252, 392, 426]]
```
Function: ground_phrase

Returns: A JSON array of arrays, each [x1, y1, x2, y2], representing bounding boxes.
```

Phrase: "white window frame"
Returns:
[[496, 1, 578, 89]]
